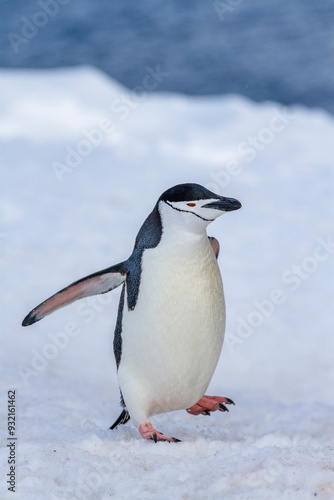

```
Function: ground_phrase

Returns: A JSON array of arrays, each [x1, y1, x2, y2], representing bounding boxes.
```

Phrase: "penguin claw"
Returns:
[[139, 423, 181, 443], [224, 398, 235, 405], [149, 433, 181, 443], [186, 395, 235, 415], [151, 433, 158, 443]]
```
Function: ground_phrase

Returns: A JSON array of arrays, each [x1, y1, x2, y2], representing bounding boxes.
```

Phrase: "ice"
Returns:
[[1, 66, 333, 499]]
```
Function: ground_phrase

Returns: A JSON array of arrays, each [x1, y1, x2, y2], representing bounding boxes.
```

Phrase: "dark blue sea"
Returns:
[[1, 0, 334, 112]]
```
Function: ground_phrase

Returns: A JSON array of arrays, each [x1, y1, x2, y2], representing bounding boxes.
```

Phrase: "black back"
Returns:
[[126, 203, 163, 310], [113, 203, 163, 369]]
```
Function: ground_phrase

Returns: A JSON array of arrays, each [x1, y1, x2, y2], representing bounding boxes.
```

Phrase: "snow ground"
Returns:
[[1, 66, 334, 499]]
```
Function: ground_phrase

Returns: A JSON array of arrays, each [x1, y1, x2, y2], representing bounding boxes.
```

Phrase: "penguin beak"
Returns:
[[202, 197, 242, 212]]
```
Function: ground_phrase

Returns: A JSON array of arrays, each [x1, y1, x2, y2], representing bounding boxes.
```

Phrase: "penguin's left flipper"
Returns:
[[208, 236, 220, 259], [22, 262, 127, 326], [186, 395, 235, 416]]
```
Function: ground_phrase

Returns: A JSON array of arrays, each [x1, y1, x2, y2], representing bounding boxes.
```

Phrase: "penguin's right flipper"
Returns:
[[22, 262, 127, 326], [208, 236, 220, 259], [110, 409, 131, 430]]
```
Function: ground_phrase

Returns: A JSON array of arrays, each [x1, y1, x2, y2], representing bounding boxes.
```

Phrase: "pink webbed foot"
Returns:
[[186, 395, 235, 416], [139, 422, 181, 443]]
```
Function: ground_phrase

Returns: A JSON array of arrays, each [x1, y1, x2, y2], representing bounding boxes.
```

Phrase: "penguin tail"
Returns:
[[109, 409, 131, 430]]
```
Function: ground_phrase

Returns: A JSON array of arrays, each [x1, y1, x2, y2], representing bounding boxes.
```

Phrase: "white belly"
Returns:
[[118, 235, 225, 425]]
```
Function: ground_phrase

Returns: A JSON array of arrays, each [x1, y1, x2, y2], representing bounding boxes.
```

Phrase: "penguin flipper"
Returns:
[[22, 262, 127, 326], [208, 236, 220, 259], [109, 409, 131, 430]]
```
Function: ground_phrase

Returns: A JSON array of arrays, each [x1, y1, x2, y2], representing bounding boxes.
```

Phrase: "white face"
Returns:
[[159, 198, 228, 235]]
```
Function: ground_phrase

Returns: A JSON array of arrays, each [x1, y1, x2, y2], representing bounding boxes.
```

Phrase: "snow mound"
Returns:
[[1, 66, 333, 499]]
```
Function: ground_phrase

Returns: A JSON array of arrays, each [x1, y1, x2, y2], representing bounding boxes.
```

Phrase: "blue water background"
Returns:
[[1, 0, 333, 112]]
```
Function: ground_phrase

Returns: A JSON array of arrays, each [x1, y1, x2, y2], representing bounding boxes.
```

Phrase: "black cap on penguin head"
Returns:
[[159, 183, 221, 203]]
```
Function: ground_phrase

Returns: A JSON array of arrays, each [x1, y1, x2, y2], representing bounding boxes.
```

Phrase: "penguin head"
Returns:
[[158, 183, 241, 234]]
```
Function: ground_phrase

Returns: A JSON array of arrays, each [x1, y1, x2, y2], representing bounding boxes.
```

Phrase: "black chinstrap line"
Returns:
[[165, 201, 214, 222]]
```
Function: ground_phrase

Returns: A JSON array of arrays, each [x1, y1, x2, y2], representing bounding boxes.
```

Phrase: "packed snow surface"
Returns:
[[1, 67, 333, 499]]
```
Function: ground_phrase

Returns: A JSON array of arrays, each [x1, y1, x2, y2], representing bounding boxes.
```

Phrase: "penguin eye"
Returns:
[[187, 203, 196, 207]]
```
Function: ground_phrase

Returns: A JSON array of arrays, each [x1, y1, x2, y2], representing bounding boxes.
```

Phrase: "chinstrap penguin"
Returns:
[[23, 183, 241, 442]]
